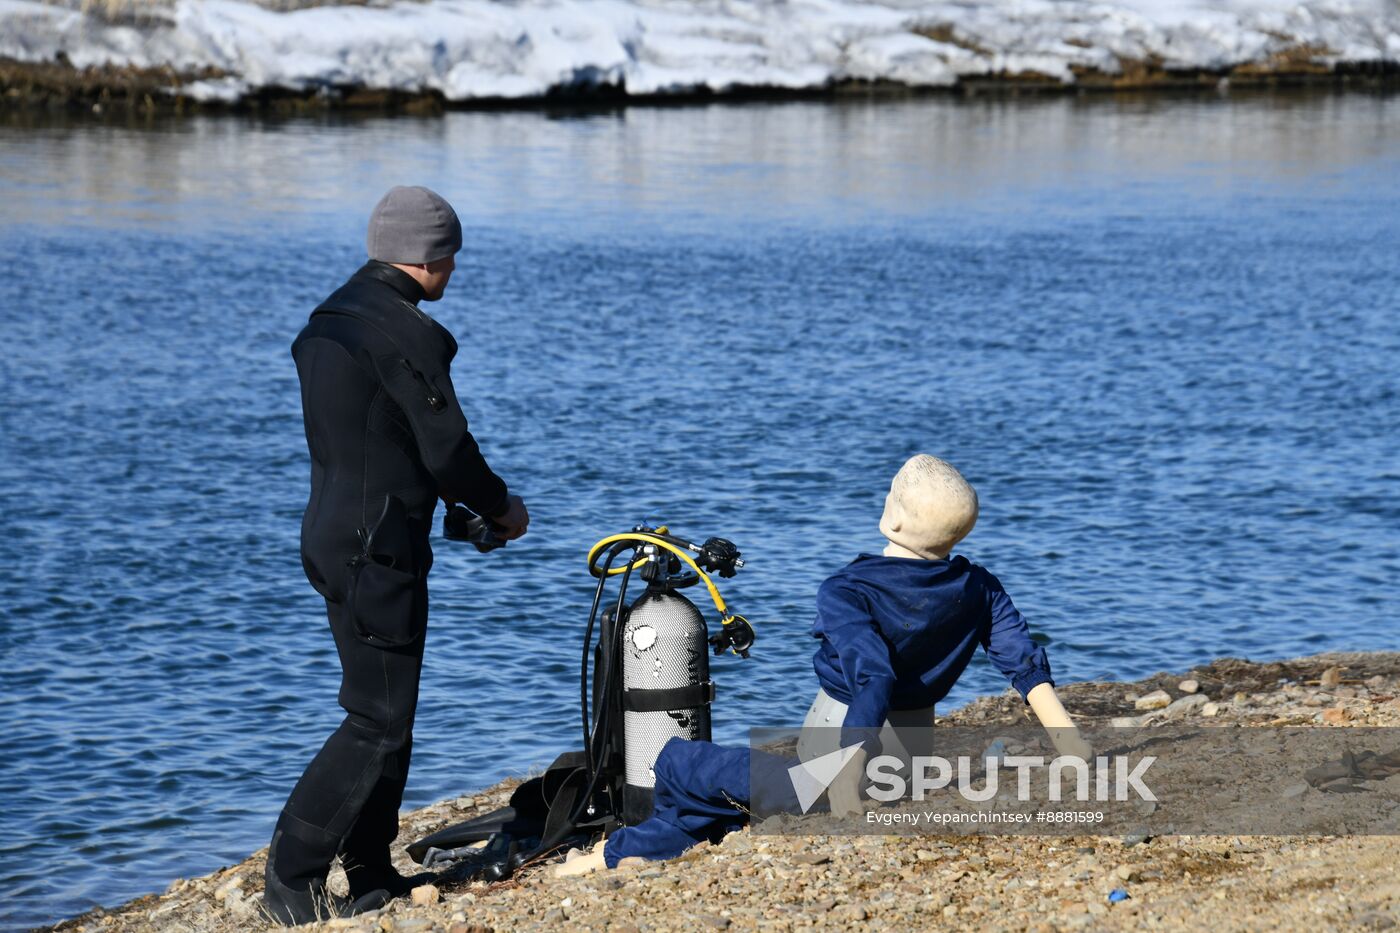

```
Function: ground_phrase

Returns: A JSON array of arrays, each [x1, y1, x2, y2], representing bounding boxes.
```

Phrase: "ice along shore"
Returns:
[[2, 0, 1398, 113]]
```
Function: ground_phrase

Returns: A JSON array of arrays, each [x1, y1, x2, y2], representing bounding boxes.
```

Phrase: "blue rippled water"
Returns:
[[2, 93, 1398, 928]]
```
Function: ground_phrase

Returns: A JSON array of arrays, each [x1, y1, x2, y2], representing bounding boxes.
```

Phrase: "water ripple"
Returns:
[[1, 95, 1399, 928]]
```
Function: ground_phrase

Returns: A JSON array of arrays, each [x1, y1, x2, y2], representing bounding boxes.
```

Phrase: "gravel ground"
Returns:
[[46, 651, 1400, 933]]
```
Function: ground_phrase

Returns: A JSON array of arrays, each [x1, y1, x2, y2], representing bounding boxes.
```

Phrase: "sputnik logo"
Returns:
[[787, 742, 865, 814]]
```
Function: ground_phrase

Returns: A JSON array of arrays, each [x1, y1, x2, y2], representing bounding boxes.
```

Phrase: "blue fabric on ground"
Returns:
[[810, 554, 1053, 732], [604, 738, 799, 867]]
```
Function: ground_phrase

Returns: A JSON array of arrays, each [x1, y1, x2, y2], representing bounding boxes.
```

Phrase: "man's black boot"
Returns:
[[261, 877, 389, 926], [264, 832, 390, 926], [342, 853, 437, 901]]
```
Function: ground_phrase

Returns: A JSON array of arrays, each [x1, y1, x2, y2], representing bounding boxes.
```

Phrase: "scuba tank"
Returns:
[[588, 527, 753, 829], [618, 586, 713, 823], [407, 523, 755, 876]]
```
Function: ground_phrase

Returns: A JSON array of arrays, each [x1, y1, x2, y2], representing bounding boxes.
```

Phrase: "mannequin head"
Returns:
[[878, 455, 979, 560]]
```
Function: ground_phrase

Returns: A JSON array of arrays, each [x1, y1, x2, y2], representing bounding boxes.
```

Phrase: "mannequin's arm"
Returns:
[[1026, 682, 1093, 760], [830, 686, 1089, 818], [826, 747, 868, 820]]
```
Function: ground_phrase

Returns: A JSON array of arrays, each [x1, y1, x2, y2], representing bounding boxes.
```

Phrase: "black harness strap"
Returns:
[[622, 681, 716, 713]]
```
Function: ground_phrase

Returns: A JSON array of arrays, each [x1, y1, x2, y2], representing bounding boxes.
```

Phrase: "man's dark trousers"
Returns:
[[271, 577, 427, 889]]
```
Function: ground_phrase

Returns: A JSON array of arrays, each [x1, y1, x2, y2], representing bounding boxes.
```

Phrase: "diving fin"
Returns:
[[408, 750, 594, 865]]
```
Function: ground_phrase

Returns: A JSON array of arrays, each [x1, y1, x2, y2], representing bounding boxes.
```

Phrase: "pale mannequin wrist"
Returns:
[[826, 747, 869, 819], [1026, 682, 1091, 759]]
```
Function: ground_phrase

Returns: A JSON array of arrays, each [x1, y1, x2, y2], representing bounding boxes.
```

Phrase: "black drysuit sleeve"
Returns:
[[373, 350, 509, 517]]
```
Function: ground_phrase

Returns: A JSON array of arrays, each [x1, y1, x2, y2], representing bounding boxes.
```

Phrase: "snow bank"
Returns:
[[1, 0, 1394, 102]]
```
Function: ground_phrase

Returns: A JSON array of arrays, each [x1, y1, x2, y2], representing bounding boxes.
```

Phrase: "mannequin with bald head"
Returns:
[[879, 454, 979, 560], [816, 453, 1089, 818]]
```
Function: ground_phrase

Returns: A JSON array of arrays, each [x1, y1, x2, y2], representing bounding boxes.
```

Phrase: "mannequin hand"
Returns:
[[826, 748, 868, 820], [1027, 686, 1092, 761], [1049, 729, 1094, 763]]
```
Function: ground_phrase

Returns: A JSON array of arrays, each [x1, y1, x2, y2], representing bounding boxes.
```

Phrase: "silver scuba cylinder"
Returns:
[[618, 587, 714, 824]]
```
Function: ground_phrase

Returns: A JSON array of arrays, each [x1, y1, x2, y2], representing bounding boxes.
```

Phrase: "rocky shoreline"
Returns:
[[44, 651, 1400, 932], [3, 54, 1397, 115]]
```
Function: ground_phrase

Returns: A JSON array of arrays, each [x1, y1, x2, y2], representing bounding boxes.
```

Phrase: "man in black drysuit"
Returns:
[[264, 186, 529, 925]]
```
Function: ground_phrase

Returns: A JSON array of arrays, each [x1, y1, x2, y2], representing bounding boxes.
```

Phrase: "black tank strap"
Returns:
[[622, 681, 715, 713]]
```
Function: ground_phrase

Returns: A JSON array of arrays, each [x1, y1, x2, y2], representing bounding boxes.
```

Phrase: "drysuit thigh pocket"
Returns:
[[347, 557, 422, 647]]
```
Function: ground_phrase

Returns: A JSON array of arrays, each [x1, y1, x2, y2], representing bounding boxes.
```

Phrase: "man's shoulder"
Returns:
[[294, 302, 392, 358], [307, 272, 449, 362], [313, 268, 398, 320]]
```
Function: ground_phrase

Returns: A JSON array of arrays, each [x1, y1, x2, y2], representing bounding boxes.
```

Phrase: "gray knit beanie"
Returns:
[[366, 186, 463, 264]]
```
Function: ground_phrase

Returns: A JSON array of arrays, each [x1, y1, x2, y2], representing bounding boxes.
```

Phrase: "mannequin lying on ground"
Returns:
[[558, 454, 1091, 876]]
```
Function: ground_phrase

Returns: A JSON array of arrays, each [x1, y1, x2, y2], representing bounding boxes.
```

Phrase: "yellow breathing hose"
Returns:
[[595, 525, 671, 578], [586, 530, 752, 646]]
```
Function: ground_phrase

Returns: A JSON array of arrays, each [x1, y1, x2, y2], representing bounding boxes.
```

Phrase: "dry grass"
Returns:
[[41, 0, 171, 25], [913, 22, 992, 56], [1233, 41, 1337, 76]]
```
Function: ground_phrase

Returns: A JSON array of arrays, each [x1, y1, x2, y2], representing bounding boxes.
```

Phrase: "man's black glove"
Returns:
[[443, 504, 506, 553]]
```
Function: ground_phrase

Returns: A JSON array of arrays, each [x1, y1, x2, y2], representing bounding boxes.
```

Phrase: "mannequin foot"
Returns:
[[553, 840, 607, 878]]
